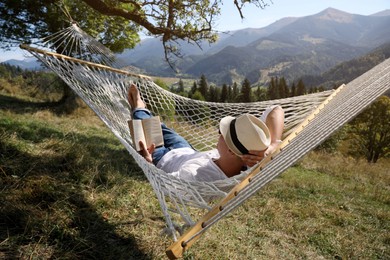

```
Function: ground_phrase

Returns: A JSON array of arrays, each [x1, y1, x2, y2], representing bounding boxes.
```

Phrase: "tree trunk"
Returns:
[[57, 83, 85, 114]]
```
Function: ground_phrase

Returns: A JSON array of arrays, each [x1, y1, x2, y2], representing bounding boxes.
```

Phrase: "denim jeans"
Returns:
[[132, 108, 193, 165]]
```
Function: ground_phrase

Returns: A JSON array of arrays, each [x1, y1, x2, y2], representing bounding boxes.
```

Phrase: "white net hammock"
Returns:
[[20, 24, 390, 258]]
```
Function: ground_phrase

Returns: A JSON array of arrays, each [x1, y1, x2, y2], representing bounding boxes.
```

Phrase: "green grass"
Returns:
[[1, 91, 389, 259]]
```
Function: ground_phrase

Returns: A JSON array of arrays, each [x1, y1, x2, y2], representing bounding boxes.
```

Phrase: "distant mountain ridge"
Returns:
[[3, 7, 390, 88], [2, 58, 42, 71], [118, 8, 390, 86], [301, 42, 390, 89]]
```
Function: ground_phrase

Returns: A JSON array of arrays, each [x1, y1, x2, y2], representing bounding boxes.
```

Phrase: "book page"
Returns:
[[128, 119, 146, 151], [142, 116, 164, 148]]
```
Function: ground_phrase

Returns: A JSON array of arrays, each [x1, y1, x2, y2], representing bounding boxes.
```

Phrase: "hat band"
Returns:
[[229, 119, 248, 155]]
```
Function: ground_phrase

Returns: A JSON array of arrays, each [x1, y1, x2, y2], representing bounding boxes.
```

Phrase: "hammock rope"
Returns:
[[20, 24, 390, 258], [166, 58, 390, 258]]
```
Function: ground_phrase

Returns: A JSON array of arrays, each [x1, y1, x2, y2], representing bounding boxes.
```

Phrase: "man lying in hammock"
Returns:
[[128, 84, 284, 182]]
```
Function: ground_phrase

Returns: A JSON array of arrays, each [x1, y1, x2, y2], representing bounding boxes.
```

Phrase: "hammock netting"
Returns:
[[21, 24, 390, 256]]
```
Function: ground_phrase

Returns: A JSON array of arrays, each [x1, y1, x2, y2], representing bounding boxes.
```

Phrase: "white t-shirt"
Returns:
[[157, 148, 227, 182], [157, 105, 280, 182]]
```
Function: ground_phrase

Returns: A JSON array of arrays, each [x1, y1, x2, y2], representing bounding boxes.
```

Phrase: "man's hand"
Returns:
[[139, 141, 156, 163], [242, 149, 266, 167], [242, 141, 281, 167]]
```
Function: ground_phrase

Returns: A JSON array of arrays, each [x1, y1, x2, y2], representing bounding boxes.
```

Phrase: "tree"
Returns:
[[198, 74, 209, 100], [227, 85, 232, 101], [208, 85, 220, 102], [308, 86, 318, 94], [267, 77, 279, 100], [191, 90, 205, 101], [0, 0, 140, 52], [254, 85, 267, 101], [290, 82, 296, 97], [296, 79, 306, 96], [1, 0, 273, 111], [0, 0, 273, 64], [177, 79, 185, 93], [188, 81, 198, 98], [0, 0, 143, 113], [278, 77, 289, 98], [220, 83, 228, 102], [231, 82, 239, 102], [348, 96, 390, 163], [240, 78, 252, 102]]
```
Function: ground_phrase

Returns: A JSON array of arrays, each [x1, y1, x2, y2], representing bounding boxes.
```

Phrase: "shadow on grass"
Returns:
[[1, 188, 152, 259], [0, 108, 154, 258], [0, 94, 60, 114], [0, 94, 88, 116]]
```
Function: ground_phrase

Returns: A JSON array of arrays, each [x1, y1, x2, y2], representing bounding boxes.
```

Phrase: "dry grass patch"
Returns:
[[180, 159, 389, 259]]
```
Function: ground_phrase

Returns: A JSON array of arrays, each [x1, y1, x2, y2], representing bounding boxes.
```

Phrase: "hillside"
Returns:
[[4, 8, 390, 88], [119, 8, 390, 85], [301, 42, 390, 89]]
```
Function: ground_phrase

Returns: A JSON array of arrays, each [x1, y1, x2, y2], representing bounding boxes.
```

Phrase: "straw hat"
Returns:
[[219, 114, 271, 155]]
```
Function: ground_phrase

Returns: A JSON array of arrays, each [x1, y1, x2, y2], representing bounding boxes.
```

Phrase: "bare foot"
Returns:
[[128, 84, 146, 110]]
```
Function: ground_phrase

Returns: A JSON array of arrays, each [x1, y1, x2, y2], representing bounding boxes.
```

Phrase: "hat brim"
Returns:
[[220, 115, 244, 155], [219, 116, 235, 143], [219, 114, 271, 156]]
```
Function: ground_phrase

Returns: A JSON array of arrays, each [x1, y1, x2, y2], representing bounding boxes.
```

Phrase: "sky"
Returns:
[[1, 0, 389, 62], [216, 0, 389, 31]]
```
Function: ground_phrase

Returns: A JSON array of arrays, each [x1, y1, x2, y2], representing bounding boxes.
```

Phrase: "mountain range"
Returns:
[[117, 8, 390, 86], [3, 58, 42, 71], [3, 8, 390, 88]]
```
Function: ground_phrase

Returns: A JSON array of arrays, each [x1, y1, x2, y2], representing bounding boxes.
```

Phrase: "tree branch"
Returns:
[[81, 0, 164, 34], [79, 0, 272, 69]]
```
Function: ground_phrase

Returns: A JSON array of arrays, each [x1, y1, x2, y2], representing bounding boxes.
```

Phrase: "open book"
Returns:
[[128, 116, 164, 151]]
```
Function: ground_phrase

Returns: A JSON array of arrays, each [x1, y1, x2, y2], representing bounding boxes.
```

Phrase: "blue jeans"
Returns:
[[132, 108, 193, 165]]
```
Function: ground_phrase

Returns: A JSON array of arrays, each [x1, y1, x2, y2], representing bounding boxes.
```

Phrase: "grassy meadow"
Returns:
[[0, 87, 389, 259]]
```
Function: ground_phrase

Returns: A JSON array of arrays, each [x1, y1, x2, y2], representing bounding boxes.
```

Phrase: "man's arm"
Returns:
[[242, 106, 284, 167], [265, 105, 284, 154]]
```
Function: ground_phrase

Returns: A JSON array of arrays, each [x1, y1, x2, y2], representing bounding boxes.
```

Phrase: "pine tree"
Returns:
[[308, 86, 318, 93], [198, 74, 209, 99], [277, 77, 284, 98], [268, 77, 279, 100], [232, 82, 239, 102], [279, 77, 289, 98], [220, 83, 228, 102], [254, 85, 261, 101], [189, 81, 198, 98], [296, 79, 306, 96], [209, 85, 220, 102], [177, 79, 185, 93], [227, 85, 232, 102], [240, 78, 252, 102], [290, 82, 296, 97], [254, 85, 268, 101]]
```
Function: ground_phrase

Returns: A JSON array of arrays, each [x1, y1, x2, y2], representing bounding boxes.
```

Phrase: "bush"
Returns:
[[348, 96, 390, 162]]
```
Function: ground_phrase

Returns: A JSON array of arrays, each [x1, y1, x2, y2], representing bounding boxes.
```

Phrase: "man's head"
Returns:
[[219, 114, 271, 156]]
